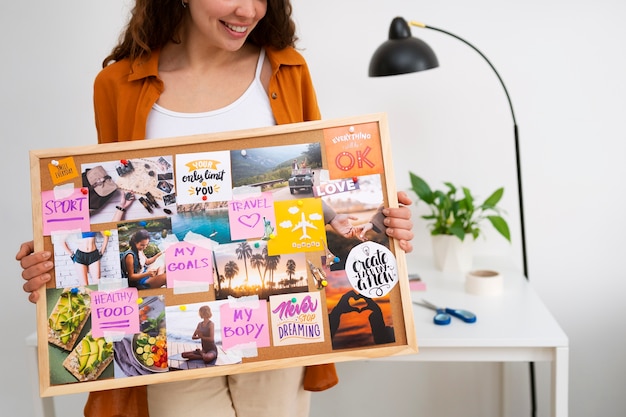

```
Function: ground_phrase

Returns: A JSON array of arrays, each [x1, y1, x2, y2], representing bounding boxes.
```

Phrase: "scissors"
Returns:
[[413, 299, 477, 325]]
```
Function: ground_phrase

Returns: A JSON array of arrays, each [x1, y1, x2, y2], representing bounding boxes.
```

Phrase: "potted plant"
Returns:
[[409, 172, 511, 272]]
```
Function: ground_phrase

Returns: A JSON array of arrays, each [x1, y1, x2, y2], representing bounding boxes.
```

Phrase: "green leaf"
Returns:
[[443, 182, 457, 195], [457, 198, 469, 212], [433, 190, 447, 202], [483, 187, 504, 208], [462, 187, 474, 210], [487, 215, 511, 242], [409, 172, 434, 204], [449, 221, 466, 240]]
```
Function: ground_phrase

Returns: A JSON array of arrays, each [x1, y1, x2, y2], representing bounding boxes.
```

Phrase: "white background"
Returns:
[[2, 1, 625, 416]]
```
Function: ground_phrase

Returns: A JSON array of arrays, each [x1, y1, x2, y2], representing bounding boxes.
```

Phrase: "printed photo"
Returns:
[[320, 174, 389, 271], [83, 156, 177, 224], [51, 229, 120, 288], [47, 286, 115, 385], [213, 240, 309, 300], [118, 218, 173, 290], [324, 269, 395, 350], [166, 301, 242, 370], [230, 142, 322, 200], [114, 295, 168, 377]]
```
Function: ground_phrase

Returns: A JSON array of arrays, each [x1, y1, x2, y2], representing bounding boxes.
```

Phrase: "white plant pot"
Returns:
[[431, 235, 474, 273]]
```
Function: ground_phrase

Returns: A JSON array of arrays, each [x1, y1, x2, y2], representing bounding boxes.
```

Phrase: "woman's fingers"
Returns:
[[396, 190, 413, 207], [384, 192, 415, 253], [19, 251, 53, 280], [16, 241, 54, 303]]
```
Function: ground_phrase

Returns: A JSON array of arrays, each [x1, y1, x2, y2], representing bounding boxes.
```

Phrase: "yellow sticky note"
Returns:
[[267, 198, 326, 255]]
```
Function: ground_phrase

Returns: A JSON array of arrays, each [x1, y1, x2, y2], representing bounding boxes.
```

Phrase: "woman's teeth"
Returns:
[[224, 23, 247, 33]]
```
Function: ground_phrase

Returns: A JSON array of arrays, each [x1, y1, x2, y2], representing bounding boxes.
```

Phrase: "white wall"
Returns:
[[2, 1, 625, 416]]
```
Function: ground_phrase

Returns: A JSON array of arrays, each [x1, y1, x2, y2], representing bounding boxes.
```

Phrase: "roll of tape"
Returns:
[[465, 270, 503, 296]]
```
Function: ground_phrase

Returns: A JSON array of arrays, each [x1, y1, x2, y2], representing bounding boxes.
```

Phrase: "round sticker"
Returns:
[[345, 241, 398, 298]]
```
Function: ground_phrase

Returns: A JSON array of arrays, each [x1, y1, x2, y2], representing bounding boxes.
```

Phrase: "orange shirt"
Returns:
[[93, 46, 321, 143]]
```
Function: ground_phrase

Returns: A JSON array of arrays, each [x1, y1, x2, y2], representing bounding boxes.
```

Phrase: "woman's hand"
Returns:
[[383, 191, 414, 253], [356, 222, 374, 241], [112, 191, 136, 222], [15, 241, 54, 303], [329, 213, 358, 238]]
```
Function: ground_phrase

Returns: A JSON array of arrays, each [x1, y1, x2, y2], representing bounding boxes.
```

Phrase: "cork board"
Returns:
[[30, 113, 417, 397]]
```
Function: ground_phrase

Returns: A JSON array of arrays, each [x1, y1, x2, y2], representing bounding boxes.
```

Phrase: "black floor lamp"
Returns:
[[368, 16, 535, 416]]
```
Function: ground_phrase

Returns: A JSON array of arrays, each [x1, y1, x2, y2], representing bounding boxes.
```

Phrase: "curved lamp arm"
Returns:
[[409, 21, 517, 127], [409, 20, 528, 279]]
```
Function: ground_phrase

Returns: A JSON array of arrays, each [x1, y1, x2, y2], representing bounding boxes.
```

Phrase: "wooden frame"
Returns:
[[31, 113, 417, 397]]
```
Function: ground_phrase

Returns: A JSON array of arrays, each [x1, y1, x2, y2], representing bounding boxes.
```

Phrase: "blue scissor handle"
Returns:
[[433, 311, 451, 325], [445, 308, 477, 323]]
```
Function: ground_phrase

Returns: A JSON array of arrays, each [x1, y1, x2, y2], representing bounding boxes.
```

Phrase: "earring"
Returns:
[[181, 0, 187, 7]]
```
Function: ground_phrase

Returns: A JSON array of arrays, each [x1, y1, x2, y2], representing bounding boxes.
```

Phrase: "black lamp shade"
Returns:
[[369, 17, 439, 77]]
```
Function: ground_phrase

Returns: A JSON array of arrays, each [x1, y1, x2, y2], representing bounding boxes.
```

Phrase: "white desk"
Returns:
[[28, 257, 568, 417], [382, 256, 569, 417]]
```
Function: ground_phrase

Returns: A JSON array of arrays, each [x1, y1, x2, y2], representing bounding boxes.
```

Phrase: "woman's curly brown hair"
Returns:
[[103, 0, 297, 67]]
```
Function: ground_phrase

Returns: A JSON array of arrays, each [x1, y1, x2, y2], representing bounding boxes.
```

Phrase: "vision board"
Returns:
[[30, 113, 417, 397]]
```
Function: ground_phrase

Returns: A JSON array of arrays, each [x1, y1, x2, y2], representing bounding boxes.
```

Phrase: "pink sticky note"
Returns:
[[228, 192, 276, 240], [90, 288, 139, 338], [166, 242, 213, 288], [41, 188, 90, 235], [220, 300, 270, 351], [409, 280, 427, 291]]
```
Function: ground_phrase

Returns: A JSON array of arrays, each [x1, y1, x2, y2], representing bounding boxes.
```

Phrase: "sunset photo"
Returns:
[[212, 240, 309, 300]]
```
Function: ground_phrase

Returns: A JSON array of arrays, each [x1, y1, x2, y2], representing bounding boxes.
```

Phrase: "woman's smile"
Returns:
[[221, 21, 249, 34]]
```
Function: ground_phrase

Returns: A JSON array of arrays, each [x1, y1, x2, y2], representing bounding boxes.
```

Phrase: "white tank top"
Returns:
[[145, 48, 276, 139]]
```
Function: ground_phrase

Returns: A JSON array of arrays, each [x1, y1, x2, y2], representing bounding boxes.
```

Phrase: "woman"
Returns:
[[121, 229, 166, 289], [181, 305, 219, 364], [62, 231, 109, 286], [17, 1, 414, 416]]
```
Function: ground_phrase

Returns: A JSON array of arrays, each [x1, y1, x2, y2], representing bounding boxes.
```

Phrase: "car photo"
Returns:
[[288, 168, 314, 194]]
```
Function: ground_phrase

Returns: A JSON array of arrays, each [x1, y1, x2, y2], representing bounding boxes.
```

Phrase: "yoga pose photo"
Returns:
[[181, 305, 219, 365]]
